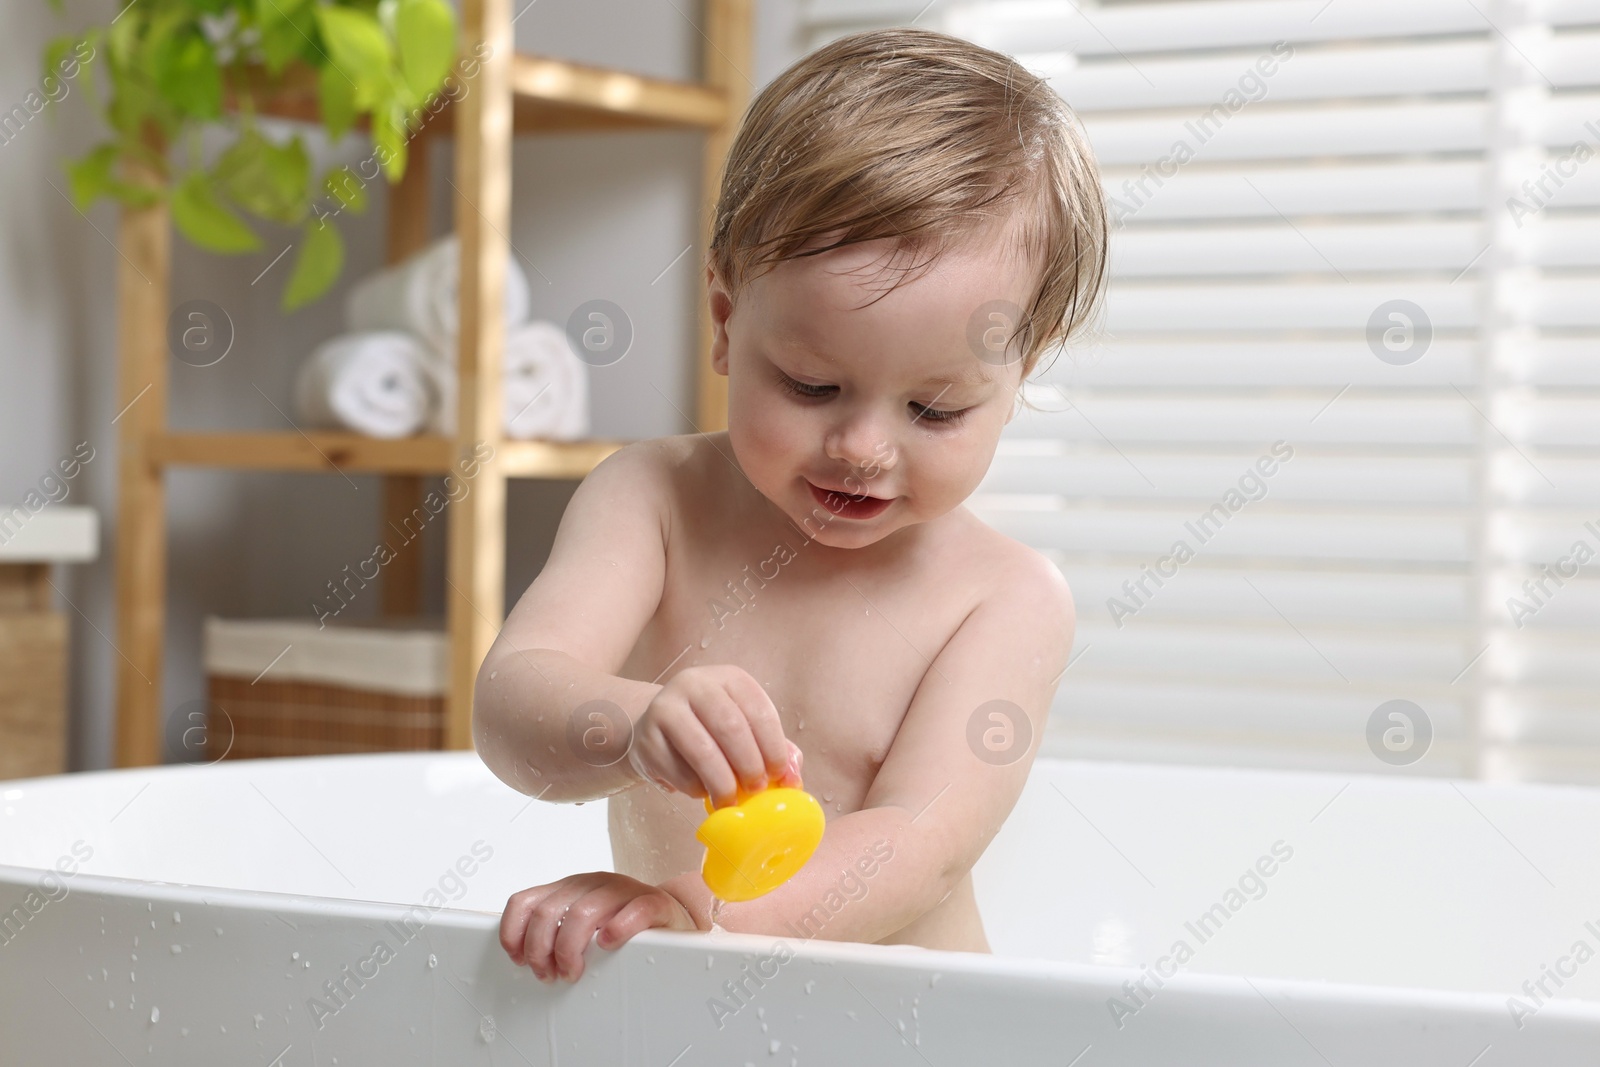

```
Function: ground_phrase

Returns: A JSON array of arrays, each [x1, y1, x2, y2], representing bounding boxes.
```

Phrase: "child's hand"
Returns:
[[500, 872, 698, 983], [628, 664, 803, 806]]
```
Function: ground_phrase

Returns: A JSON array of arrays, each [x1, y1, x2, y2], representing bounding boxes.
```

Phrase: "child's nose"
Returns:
[[824, 417, 896, 476]]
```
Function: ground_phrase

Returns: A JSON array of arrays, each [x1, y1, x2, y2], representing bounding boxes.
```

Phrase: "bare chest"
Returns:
[[612, 513, 980, 880]]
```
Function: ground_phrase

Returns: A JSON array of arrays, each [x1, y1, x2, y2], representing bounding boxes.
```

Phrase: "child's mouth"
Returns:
[[807, 480, 893, 520]]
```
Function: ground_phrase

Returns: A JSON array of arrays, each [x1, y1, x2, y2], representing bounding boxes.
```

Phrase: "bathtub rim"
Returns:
[[5, 859, 1599, 1026]]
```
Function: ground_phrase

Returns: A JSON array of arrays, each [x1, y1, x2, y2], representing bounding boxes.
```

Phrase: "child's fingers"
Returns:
[[728, 673, 792, 783], [666, 704, 742, 806], [697, 686, 768, 794], [597, 891, 684, 950], [509, 874, 609, 980], [778, 741, 804, 787], [500, 882, 559, 965], [549, 882, 652, 983]]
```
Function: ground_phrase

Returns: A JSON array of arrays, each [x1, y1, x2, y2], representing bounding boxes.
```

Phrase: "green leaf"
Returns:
[[395, 0, 456, 101], [322, 166, 368, 213], [215, 128, 310, 226], [317, 61, 357, 141], [282, 217, 344, 311], [371, 102, 407, 182], [171, 171, 261, 254], [107, 9, 142, 71], [154, 28, 223, 120], [313, 6, 392, 110], [67, 144, 120, 211], [257, 0, 316, 74]]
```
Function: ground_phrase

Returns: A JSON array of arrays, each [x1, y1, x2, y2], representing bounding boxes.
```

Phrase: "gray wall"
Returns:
[[0, 0, 803, 770]]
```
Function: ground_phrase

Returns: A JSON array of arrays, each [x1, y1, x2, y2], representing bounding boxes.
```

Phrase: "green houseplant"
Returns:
[[43, 0, 458, 309]]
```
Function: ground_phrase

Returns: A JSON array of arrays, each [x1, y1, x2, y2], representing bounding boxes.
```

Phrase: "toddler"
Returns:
[[474, 25, 1107, 984]]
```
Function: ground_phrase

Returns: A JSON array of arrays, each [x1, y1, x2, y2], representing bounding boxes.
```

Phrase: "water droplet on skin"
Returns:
[[822, 792, 833, 803], [489, 671, 498, 680], [699, 636, 711, 648]]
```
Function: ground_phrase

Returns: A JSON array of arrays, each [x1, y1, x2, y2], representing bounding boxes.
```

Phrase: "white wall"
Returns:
[[0, 0, 804, 770]]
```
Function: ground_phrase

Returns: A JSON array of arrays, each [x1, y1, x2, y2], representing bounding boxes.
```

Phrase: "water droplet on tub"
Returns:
[[150, 1007, 159, 1024], [214, 928, 223, 937], [171, 945, 181, 955], [172, 911, 181, 924], [107, 1000, 114, 1011], [428, 954, 438, 969], [303, 960, 310, 968], [254, 1014, 264, 1030], [929, 972, 941, 987], [479, 1015, 497, 1043], [769, 1039, 782, 1054], [804, 980, 815, 994], [706, 955, 714, 969], [291, 952, 300, 961]]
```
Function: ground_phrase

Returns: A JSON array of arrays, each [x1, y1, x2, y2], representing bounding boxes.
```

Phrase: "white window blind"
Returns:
[[803, 0, 1600, 782]]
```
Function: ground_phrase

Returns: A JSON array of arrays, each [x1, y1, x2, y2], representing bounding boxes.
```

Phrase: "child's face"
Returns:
[[709, 219, 1035, 550]]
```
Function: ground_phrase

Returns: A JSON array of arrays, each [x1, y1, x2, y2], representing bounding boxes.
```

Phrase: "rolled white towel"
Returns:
[[421, 320, 590, 440], [293, 331, 436, 439], [345, 234, 532, 356], [504, 320, 590, 441]]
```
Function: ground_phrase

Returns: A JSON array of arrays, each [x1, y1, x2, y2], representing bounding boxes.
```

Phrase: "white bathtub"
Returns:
[[1, 752, 1596, 1065]]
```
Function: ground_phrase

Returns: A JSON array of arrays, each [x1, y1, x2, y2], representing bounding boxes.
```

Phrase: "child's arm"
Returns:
[[474, 442, 799, 806], [660, 550, 1076, 942], [526, 550, 1076, 977], [472, 442, 674, 802]]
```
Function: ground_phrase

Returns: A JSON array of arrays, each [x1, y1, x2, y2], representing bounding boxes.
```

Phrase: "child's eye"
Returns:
[[777, 373, 834, 399], [911, 403, 970, 425]]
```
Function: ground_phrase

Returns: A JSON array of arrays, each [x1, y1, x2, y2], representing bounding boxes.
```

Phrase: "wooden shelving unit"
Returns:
[[112, 0, 750, 766]]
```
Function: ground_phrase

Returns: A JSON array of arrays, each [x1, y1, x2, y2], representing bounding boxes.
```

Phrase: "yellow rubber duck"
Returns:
[[696, 778, 825, 903]]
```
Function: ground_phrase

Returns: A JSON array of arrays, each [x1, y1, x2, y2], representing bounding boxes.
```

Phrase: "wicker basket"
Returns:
[[203, 617, 447, 760]]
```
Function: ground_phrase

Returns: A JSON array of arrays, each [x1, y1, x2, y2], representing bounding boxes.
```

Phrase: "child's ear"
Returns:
[[707, 265, 732, 377]]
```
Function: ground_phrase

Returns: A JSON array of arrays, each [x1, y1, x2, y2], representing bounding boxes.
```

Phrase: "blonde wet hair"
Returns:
[[708, 26, 1109, 402]]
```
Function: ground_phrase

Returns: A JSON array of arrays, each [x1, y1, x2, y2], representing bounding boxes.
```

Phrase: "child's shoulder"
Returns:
[[948, 505, 1074, 607]]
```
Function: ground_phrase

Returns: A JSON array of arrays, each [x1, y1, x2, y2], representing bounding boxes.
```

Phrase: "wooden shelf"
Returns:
[[149, 432, 625, 479], [113, 0, 751, 766], [245, 53, 732, 134]]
